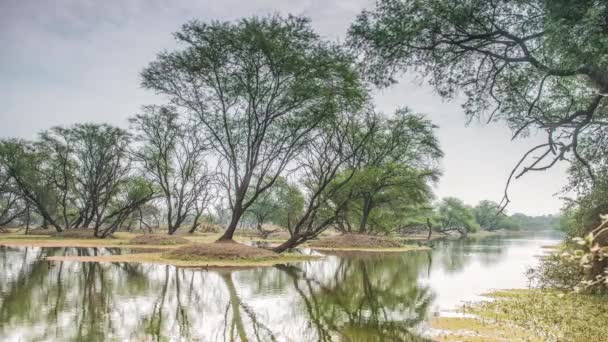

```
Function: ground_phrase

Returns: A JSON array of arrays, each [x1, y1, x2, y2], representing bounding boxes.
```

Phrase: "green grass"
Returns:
[[472, 289, 608, 341]]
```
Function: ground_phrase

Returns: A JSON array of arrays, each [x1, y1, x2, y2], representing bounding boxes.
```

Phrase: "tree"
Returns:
[[130, 105, 214, 235], [244, 179, 283, 237], [142, 15, 366, 241], [349, 0, 608, 211], [336, 164, 437, 234], [433, 197, 479, 237], [273, 179, 305, 234], [245, 176, 302, 237], [1, 124, 157, 237], [333, 109, 442, 234], [0, 140, 63, 232], [39, 124, 143, 237], [273, 110, 376, 252], [472, 200, 506, 231], [0, 166, 25, 228]]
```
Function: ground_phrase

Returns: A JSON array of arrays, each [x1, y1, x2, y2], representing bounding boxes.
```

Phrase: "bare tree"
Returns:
[[141, 15, 366, 241], [131, 105, 214, 235]]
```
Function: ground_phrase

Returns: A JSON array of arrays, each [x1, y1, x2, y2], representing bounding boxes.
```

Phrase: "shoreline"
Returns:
[[0, 231, 429, 267], [428, 288, 607, 341]]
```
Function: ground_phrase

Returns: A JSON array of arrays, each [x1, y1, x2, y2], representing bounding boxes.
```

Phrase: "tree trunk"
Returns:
[[188, 210, 204, 234], [426, 218, 433, 242], [273, 234, 301, 253], [217, 206, 243, 242], [358, 196, 372, 233]]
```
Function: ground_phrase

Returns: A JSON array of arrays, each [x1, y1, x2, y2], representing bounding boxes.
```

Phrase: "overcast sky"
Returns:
[[0, 0, 568, 215]]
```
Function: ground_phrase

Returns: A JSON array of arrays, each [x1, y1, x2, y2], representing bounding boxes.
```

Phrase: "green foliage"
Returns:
[[434, 197, 479, 236], [130, 105, 212, 234], [0, 139, 61, 230], [350, 0, 608, 211], [508, 213, 560, 231], [142, 14, 367, 240], [336, 164, 436, 234], [332, 109, 442, 234], [473, 200, 505, 231], [245, 177, 304, 230]]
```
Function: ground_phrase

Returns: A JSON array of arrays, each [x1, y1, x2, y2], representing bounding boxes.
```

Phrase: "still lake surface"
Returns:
[[0, 231, 562, 341]]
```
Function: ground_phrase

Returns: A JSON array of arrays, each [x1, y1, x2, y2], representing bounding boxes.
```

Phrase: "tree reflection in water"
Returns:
[[275, 252, 434, 342], [0, 238, 515, 341]]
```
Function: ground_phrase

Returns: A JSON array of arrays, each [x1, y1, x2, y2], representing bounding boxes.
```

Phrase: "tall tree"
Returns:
[[39, 124, 139, 236], [0, 166, 25, 228], [335, 109, 442, 233], [1, 125, 156, 237], [0, 140, 63, 232], [273, 110, 376, 252], [142, 15, 366, 241], [130, 105, 214, 235], [349, 0, 608, 211]]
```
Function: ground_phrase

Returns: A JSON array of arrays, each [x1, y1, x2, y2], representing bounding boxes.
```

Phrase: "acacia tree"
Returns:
[[37, 124, 140, 236], [0, 167, 25, 229], [349, 0, 608, 211], [273, 111, 376, 253], [0, 140, 63, 232], [472, 200, 517, 231], [1, 125, 156, 237], [244, 177, 300, 238], [130, 105, 214, 235], [433, 197, 479, 237], [336, 165, 437, 234], [334, 109, 442, 233], [141, 15, 365, 242]]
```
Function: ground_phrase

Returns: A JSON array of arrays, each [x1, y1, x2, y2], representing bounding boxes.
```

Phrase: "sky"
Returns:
[[0, 0, 568, 215]]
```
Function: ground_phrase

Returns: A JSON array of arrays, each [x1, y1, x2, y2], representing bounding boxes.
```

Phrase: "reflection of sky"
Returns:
[[0, 234, 561, 341], [421, 236, 561, 314]]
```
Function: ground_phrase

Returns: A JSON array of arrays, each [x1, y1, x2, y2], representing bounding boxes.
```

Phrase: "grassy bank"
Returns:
[[1, 230, 432, 266], [430, 289, 608, 341], [0, 230, 430, 253], [0, 231, 320, 267]]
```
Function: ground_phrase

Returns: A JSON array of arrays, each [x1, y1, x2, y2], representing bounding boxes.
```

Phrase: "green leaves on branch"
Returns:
[[142, 14, 367, 241]]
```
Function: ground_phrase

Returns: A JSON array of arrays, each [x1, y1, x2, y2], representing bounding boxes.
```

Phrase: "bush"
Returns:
[[528, 251, 584, 291]]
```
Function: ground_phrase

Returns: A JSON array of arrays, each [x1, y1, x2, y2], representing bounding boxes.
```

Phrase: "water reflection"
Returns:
[[0, 233, 560, 341]]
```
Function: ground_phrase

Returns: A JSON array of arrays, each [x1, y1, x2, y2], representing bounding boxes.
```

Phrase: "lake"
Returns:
[[0, 232, 562, 341]]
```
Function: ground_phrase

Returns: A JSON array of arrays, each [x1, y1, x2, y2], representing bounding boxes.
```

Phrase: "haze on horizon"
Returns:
[[0, 0, 568, 216]]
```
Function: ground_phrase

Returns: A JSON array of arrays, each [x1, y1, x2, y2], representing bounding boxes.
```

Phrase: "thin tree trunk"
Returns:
[[358, 196, 372, 233], [188, 210, 204, 234], [24, 204, 30, 235]]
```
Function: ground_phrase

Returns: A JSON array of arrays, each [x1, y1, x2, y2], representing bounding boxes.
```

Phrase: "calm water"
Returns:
[[0, 232, 561, 341]]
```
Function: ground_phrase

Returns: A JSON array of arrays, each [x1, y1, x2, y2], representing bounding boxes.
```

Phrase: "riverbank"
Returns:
[[0, 230, 429, 267], [308, 233, 431, 252], [430, 289, 608, 341], [0, 231, 320, 267]]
